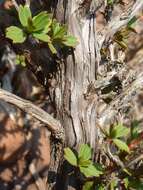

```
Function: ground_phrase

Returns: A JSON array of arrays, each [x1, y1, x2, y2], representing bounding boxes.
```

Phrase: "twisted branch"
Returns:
[[0, 88, 62, 135]]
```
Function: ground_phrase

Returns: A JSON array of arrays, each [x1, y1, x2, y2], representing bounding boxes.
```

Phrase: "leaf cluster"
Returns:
[[106, 123, 130, 153], [64, 121, 143, 190], [64, 144, 103, 190], [64, 144, 103, 178], [6, 5, 78, 54]]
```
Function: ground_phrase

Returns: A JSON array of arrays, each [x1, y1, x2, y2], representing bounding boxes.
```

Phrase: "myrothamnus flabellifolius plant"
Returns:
[[63, 125, 131, 190], [16, 54, 26, 67], [64, 144, 103, 190], [6, 4, 78, 54], [105, 123, 130, 153]]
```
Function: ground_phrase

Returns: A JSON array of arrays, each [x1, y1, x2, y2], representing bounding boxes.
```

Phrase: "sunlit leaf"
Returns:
[[18, 5, 32, 27], [79, 160, 92, 167], [42, 20, 52, 34], [110, 179, 118, 190], [6, 26, 26, 43], [80, 164, 103, 177], [52, 21, 67, 39], [78, 144, 92, 161], [107, 0, 113, 5], [62, 35, 78, 47], [16, 55, 26, 67], [32, 11, 50, 32], [33, 33, 51, 42], [123, 178, 129, 189], [113, 139, 130, 153], [64, 148, 77, 166], [110, 124, 129, 139]]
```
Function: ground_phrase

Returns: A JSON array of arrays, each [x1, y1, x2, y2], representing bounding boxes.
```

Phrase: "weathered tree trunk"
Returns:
[[46, 0, 143, 189], [1, 0, 142, 189], [55, 1, 99, 148], [47, 1, 102, 189]]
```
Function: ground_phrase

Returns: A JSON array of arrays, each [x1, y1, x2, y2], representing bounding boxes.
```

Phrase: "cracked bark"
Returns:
[[45, 1, 143, 190], [7, 0, 143, 189]]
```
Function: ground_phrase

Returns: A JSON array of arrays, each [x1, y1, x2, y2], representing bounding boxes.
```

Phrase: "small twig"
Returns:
[[127, 154, 143, 168], [0, 88, 63, 136], [106, 144, 125, 168], [109, 43, 115, 62]]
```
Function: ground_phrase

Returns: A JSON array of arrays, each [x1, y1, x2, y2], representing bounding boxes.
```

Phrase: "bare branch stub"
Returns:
[[0, 88, 64, 140]]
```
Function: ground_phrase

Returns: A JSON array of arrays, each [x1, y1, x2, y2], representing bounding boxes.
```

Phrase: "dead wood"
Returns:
[[0, 88, 63, 139]]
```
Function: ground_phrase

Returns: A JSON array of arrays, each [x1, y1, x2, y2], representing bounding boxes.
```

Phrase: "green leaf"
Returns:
[[110, 124, 129, 139], [79, 160, 92, 167], [42, 19, 52, 34], [16, 55, 20, 65], [123, 178, 129, 189], [16, 55, 26, 67], [113, 139, 130, 153], [62, 35, 78, 47], [33, 33, 51, 42], [32, 11, 50, 32], [110, 179, 118, 190], [6, 26, 26, 43], [82, 181, 94, 190], [18, 5, 32, 27], [80, 164, 103, 177], [27, 18, 36, 33], [48, 42, 57, 54], [107, 0, 113, 5], [64, 148, 77, 166], [52, 21, 67, 39], [78, 144, 92, 161], [94, 163, 104, 172]]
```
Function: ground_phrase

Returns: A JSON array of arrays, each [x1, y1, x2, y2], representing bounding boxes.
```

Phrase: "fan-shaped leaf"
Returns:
[[52, 21, 67, 39], [110, 124, 129, 138], [64, 148, 77, 166], [80, 164, 103, 177], [32, 12, 50, 32], [62, 35, 78, 47], [18, 5, 32, 27], [6, 26, 26, 43], [33, 33, 51, 42], [113, 139, 130, 153], [78, 144, 92, 161]]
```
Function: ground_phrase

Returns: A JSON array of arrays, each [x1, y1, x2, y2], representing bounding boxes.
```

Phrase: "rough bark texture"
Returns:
[[0, 0, 143, 189], [46, 0, 143, 189]]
